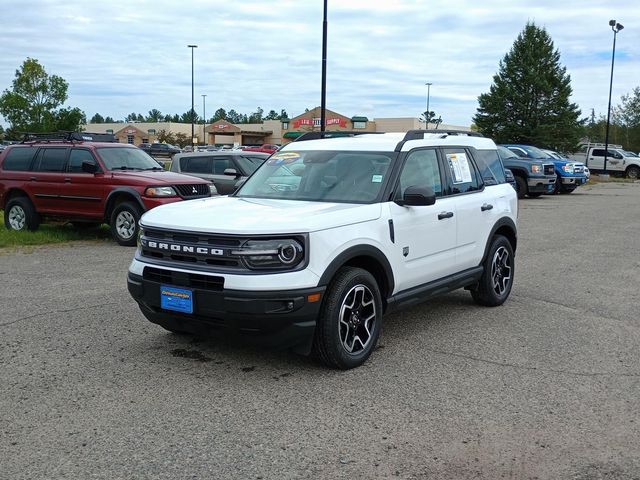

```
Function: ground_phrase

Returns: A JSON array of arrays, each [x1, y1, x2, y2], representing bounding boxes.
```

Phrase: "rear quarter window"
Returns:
[[2, 147, 37, 171], [475, 149, 506, 185]]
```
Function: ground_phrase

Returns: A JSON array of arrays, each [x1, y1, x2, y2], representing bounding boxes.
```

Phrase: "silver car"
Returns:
[[170, 150, 270, 195]]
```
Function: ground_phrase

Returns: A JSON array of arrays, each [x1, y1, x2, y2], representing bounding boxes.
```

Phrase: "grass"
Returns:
[[0, 211, 112, 248]]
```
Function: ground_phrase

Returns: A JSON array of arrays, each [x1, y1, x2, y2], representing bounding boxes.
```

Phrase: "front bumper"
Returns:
[[560, 175, 587, 186], [127, 272, 323, 350], [527, 174, 557, 193]]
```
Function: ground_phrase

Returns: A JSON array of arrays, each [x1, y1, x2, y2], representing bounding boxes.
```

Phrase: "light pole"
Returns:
[[425, 82, 432, 129], [187, 45, 198, 145], [603, 20, 623, 173], [202, 94, 207, 145], [320, 0, 328, 133]]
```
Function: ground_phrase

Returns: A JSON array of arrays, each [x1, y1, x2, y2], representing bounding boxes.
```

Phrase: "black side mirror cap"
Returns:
[[81, 160, 98, 174], [397, 185, 436, 206], [224, 168, 240, 177]]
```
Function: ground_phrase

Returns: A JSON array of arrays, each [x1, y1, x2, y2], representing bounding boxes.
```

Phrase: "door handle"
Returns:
[[481, 203, 493, 211], [64, 178, 71, 183], [438, 211, 454, 220], [30, 176, 37, 181]]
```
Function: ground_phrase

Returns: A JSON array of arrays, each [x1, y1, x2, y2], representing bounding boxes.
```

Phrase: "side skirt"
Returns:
[[385, 266, 483, 314]]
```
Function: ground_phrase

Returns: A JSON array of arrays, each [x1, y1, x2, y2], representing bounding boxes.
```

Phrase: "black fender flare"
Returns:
[[481, 217, 517, 263], [104, 188, 146, 221], [317, 244, 395, 296]]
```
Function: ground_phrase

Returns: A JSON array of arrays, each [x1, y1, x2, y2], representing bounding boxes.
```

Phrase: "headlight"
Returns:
[[562, 164, 572, 173], [208, 183, 218, 195], [145, 186, 177, 197], [232, 239, 304, 270], [531, 164, 542, 173]]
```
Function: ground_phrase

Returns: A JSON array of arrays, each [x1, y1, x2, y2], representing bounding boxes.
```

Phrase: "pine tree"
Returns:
[[474, 22, 582, 152]]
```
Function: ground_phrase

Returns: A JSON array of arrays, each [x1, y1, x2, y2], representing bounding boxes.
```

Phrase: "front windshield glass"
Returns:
[[624, 151, 638, 157], [236, 150, 394, 203], [497, 146, 520, 159], [97, 147, 162, 170], [519, 146, 552, 159]]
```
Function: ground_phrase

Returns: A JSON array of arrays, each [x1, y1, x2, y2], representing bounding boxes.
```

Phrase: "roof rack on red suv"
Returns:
[[1, 131, 215, 246]]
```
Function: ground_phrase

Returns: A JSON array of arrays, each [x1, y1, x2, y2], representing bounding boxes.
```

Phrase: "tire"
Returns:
[[551, 175, 561, 194], [514, 176, 527, 199], [626, 165, 640, 180], [527, 192, 543, 198], [4, 197, 40, 232], [312, 267, 383, 369], [110, 201, 142, 246], [471, 235, 514, 307]]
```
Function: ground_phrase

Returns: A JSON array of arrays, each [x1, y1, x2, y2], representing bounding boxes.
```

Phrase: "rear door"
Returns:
[[30, 147, 69, 213]]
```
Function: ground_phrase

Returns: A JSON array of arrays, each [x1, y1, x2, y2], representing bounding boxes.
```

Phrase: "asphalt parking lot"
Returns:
[[2, 181, 640, 480]]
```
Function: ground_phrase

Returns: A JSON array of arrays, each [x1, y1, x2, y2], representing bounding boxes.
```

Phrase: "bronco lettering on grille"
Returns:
[[142, 239, 224, 256]]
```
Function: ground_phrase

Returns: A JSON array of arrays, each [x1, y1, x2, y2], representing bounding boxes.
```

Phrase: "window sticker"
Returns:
[[267, 152, 300, 165], [446, 152, 473, 184], [372, 174, 383, 183]]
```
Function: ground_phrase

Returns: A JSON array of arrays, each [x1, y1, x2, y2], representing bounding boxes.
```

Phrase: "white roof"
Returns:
[[280, 132, 496, 153]]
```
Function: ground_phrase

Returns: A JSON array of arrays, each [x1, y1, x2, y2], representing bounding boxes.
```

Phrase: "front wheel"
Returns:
[[110, 201, 142, 246], [312, 267, 382, 369], [4, 197, 40, 231], [626, 166, 640, 180], [514, 176, 527, 199], [471, 235, 514, 307]]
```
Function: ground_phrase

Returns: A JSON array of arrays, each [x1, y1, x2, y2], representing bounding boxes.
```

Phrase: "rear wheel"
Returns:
[[626, 165, 640, 180], [471, 235, 514, 307], [4, 197, 40, 231], [110, 201, 142, 246], [514, 176, 527, 199], [312, 267, 382, 369]]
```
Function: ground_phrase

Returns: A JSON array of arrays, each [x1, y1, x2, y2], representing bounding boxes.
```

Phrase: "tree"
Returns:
[[248, 107, 264, 123], [212, 108, 227, 122], [474, 22, 582, 152], [125, 112, 143, 122], [280, 109, 289, 120], [90, 113, 105, 124], [226, 109, 241, 123], [156, 129, 176, 144], [615, 87, 640, 151], [0, 58, 85, 135], [146, 109, 163, 122], [264, 109, 279, 120], [420, 110, 438, 124], [179, 109, 199, 124], [104, 116, 116, 123]]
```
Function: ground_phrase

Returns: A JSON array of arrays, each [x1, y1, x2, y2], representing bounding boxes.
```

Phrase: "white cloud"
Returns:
[[0, 0, 638, 126]]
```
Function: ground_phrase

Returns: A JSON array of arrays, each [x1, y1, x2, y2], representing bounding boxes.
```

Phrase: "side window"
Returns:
[[181, 156, 212, 174], [443, 149, 481, 194], [34, 148, 67, 172], [398, 149, 443, 197], [592, 149, 605, 156], [68, 149, 96, 173], [2, 147, 37, 171], [474, 149, 506, 185], [213, 157, 231, 174]]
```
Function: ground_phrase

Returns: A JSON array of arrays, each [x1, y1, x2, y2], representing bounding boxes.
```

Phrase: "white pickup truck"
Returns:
[[569, 143, 640, 179]]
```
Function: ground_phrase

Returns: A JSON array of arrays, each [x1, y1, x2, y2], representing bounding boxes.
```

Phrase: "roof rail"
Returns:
[[293, 131, 383, 143], [394, 129, 484, 152], [21, 131, 117, 144], [579, 142, 623, 149]]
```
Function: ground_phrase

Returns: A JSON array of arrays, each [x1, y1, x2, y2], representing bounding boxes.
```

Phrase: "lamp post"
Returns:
[[201, 94, 207, 145], [603, 20, 623, 173], [320, 0, 328, 133], [187, 45, 198, 145], [425, 82, 432, 129]]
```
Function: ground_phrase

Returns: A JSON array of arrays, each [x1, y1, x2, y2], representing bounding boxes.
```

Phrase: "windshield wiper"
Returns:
[[143, 166, 164, 171]]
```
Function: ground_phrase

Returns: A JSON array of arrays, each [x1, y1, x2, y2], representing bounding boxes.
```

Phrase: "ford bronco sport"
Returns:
[[127, 130, 518, 368]]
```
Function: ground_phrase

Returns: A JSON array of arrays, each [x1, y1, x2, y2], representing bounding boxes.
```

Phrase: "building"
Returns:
[[83, 108, 470, 146]]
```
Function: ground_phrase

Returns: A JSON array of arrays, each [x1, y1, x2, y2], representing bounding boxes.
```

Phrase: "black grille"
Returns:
[[543, 164, 555, 175], [140, 228, 244, 269], [143, 267, 224, 291], [174, 183, 210, 198]]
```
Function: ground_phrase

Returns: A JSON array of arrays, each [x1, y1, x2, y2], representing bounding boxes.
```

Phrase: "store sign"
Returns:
[[215, 124, 229, 129], [292, 118, 346, 128], [126, 128, 135, 134]]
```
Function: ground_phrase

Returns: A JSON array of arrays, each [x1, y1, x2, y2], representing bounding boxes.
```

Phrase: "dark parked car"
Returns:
[[170, 150, 269, 194], [496, 146, 556, 198], [142, 143, 181, 157]]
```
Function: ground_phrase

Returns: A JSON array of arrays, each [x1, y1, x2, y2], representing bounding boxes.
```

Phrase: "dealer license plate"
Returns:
[[160, 285, 193, 314]]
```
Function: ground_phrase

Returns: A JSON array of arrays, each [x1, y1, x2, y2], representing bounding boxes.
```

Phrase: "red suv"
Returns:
[[0, 132, 213, 245], [241, 144, 279, 154]]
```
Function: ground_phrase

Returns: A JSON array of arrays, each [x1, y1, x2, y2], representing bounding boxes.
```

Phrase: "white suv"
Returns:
[[127, 130, 518, 369]]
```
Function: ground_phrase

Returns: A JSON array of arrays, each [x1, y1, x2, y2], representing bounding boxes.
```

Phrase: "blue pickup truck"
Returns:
[[501, 144, 587, 194]]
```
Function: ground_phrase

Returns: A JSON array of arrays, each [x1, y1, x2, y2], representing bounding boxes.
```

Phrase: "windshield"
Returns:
[[97, 147, 163, 170], [236, 150, 394, 203], [497, 146, 521, 159], [516, 145, 552, 159], [624, 150, 638, 157]]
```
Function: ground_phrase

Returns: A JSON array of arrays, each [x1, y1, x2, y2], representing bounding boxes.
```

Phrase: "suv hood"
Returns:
[[140, 196, 382, 234], [110, 170, 207, 184]]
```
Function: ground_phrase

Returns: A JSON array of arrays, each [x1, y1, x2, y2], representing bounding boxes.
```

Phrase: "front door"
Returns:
[[58, 148, 106, 218], [389, 148, 458, 293]]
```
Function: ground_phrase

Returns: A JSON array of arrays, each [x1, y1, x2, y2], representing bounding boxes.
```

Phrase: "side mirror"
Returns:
[[81, 160, 98, 174], [398, 185, 436, 206], [224, 168, 240, 177]]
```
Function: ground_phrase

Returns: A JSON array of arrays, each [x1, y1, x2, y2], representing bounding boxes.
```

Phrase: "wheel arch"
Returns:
[[317, 245, 395, 310], [104, 188, 145, 223], [625, 164, 640, 178], [482, 217, 517, 263], [2, 188, 33, 209]]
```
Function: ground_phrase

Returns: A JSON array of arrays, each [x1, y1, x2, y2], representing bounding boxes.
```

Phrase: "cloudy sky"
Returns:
[[0, 0, 638, 126]]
